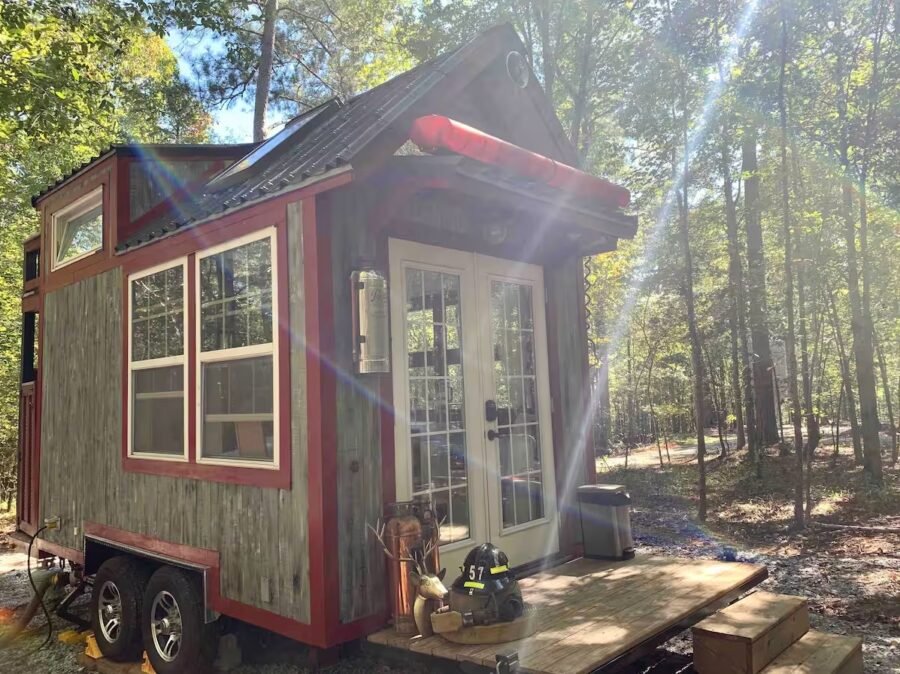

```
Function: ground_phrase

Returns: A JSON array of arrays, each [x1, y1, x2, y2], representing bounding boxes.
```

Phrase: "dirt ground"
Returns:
[[0, 438, 896, 672], [599, 436, 900, 673]]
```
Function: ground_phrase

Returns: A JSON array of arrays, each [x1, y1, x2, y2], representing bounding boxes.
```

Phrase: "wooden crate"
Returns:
[[692, 591, 809, 674], [761, 630, 863, 674]]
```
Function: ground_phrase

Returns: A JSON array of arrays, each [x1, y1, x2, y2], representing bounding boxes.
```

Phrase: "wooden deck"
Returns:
[[368, 555, 768, 674]]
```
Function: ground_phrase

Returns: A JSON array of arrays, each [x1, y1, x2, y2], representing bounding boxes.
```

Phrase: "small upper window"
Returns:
[[52, 187, 103, 269]]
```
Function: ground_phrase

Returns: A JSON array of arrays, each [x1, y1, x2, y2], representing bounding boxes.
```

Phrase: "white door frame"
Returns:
[[389, 238, 558, 571], [389, 240, 488, 571], [475, 253, 558, 564]]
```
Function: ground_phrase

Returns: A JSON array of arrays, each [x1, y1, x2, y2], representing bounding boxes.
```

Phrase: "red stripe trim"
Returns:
[[82, 523, 327, 646]]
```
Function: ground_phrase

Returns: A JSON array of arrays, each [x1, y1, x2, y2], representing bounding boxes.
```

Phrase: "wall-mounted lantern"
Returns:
[[351, 268, 390, 374]]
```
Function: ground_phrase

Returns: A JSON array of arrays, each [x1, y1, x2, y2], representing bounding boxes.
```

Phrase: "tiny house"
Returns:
[[16, 25, 637, 671]]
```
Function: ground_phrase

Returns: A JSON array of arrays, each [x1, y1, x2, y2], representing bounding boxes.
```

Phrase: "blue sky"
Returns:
[[166, 29, 287, 143]]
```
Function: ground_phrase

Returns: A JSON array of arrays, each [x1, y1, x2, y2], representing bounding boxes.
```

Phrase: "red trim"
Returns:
[[120, 220, 291, 489], [409, 115, 630, 208], [303, 196, 336, 646], [82, 523, 328, 646], [41, 169, 352, 294], [9, 531, 85, 565]]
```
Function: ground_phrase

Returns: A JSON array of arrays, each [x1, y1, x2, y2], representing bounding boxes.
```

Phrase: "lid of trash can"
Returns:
[[578, 484, 627, 494], [577, 484, 631, 505]]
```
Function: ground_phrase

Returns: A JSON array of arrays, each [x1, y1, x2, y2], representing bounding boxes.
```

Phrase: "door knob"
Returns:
[[487, 429, 498, 441]]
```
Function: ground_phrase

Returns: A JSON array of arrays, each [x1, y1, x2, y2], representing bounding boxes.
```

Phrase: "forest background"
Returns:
[[0, 0, 897, 526]]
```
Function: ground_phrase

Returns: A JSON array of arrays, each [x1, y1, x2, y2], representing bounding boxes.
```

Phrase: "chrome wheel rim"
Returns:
[[98, 581, 123, 644], [150, 590, 182, 663]]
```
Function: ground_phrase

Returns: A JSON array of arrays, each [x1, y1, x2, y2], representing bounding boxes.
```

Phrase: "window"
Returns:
[[197, 231, 277, 465], [52, 187, 103, 269], [128, 261, 187, 459]]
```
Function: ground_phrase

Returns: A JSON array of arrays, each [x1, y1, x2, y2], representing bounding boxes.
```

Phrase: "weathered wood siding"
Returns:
[[323, 188, 387, 623], [544, 256, 591, 545], [129, 160, 218, 221], [39, 211, 310, 623]]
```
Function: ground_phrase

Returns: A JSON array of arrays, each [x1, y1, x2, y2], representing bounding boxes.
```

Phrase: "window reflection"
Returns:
[[406, 267, 470, 544]]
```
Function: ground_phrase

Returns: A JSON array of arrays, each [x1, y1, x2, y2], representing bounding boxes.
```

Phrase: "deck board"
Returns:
[[368, 555, 767, 674]]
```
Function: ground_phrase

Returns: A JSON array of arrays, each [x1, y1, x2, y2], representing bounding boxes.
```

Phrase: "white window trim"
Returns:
[[51, 186, 104, 270], [195, 228, 279, 470], [127, 258, 190, 462]]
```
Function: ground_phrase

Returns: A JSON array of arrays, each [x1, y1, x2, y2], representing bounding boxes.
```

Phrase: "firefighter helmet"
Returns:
[[449, 544, 524, 623]]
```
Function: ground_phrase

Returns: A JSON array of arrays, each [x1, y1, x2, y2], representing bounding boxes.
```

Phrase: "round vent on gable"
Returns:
[[506, 51, 530, 89]]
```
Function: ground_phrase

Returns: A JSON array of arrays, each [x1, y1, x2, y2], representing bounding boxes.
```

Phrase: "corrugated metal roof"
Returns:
[[115, 26, 515, 252]]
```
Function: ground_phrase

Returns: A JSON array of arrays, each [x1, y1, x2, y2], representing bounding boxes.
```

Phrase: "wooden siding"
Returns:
[[39, 214, 310, 623], [545, 256, 591, 546], [323, 188, 388, 623], [129, 159, 218, 222]]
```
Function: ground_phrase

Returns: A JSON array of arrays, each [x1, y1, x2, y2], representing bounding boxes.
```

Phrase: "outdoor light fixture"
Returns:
[[351, 268, 390, 374]]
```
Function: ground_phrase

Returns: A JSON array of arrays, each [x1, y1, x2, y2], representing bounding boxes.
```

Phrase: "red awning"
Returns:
[[409, 115, 630, 208]]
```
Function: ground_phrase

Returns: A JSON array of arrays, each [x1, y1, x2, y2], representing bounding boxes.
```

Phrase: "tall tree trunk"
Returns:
[[828, 289, 863, 463], [742, 126, 779, 445], [676, 97, 707, 522], [253, 0, 279, 142], [791, 139, 821, 454], [720, 134, 751, 452], [850, 1, 888, 485], [873, 329, 897, 465], [568, 5, 594, 151], [778, 7, 804, 526]]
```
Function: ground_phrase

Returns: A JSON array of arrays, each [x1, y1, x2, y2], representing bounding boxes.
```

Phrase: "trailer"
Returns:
[[13, 23, 656, 672]]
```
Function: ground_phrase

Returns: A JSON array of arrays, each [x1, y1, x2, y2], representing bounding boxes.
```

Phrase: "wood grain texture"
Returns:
[[39, 214, 311, 623], [323, 187, 387, 623], [369, 555, 768, 674], [544, 257, 591, 547], [760, 630, 863, 674], [693, 591, 810, 674]]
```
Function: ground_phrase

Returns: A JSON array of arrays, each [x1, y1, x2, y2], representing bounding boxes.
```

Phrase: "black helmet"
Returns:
[[452, 543, 514, 594], [450, 544, 524, 623]]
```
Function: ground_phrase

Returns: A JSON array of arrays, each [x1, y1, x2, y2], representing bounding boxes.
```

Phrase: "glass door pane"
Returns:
[[404, 266, 470, 544], [490, 279, 545, 529]]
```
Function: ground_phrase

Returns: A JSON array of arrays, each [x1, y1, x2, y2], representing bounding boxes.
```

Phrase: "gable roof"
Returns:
[[116, 24, 578, 252]]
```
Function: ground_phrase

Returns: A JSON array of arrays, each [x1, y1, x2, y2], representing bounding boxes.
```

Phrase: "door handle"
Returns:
[[487, 429, 498, 441]]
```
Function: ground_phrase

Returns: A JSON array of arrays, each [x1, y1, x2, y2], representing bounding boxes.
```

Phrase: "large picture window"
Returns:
[[52, 187, 103, 269], [197, 232, 276, 465], [128, 261, 187, 458]]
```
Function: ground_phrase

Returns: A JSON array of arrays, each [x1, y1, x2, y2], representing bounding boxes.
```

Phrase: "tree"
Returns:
[[776, 1, 804, 525], [0, 0, 210, 506]]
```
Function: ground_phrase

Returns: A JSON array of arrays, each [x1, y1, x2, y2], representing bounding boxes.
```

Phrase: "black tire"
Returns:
[[142, 566, 215, 674], [90, 556, 151, 661]]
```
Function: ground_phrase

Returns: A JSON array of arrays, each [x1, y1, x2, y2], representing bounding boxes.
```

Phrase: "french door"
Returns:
[[389, 239, 558, 574]]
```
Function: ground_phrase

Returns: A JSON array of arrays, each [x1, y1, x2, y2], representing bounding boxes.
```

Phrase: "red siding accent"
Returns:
[[302, 196, 338, 646], [17, 382, 39, 529], [42, 169, 352, 294], [81, 523, 325, 646]]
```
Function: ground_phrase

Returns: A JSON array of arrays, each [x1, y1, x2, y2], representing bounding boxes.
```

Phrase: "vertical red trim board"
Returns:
[[302, 195, 339, 646]]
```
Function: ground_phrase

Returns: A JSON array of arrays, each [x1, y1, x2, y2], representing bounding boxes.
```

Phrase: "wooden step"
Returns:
[[692, 591, 810, 674], [760, 630, 863, 674]]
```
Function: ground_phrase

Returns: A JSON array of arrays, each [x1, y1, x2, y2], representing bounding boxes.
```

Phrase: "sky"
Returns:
[[165, 29, 288, 143]]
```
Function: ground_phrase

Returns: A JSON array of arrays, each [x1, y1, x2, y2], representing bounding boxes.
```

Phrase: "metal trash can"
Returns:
[[577, 484, 635, 560]]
